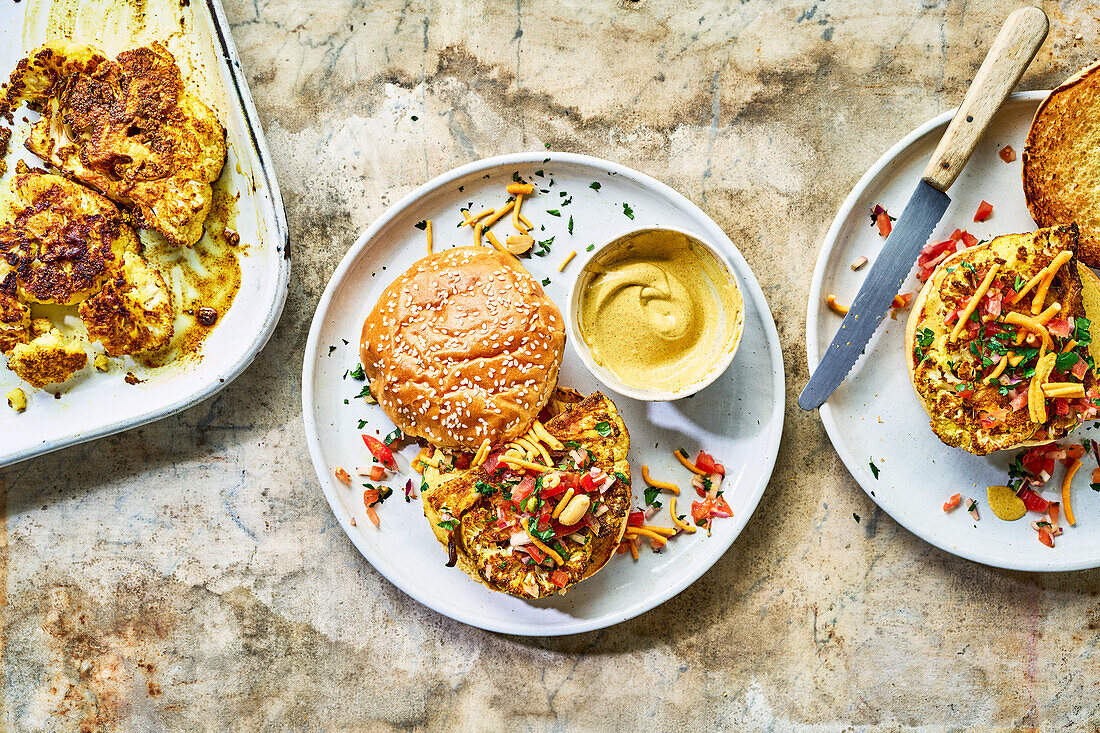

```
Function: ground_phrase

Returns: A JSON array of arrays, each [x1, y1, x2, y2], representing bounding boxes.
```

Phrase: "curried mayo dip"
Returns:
[[577, 229, 743, 393]]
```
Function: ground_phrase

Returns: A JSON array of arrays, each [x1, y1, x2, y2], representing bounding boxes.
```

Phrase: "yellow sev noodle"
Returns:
[[1004, 311, 1053, 350], [523, 522, 563, 565], [641, 465, 680, 495], [482, 200, 515, 229], [674, 450, 706, 475], [669, 497, 696, 534], [950, 263, 1000, 342], [426, 219, 433, 254], [1031, 250, 1073, 315]]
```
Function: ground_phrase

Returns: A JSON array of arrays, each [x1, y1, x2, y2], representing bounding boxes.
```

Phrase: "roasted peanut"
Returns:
[[557, 493, 591, 525]]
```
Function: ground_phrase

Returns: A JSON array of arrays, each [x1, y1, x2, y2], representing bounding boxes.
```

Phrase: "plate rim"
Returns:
[[802, 90, 1100, 572], [301, 151, 786, 634], [1, 0, 291, 468]]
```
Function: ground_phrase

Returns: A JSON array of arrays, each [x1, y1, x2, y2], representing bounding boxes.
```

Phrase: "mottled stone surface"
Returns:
[[3, 0, 1100, 729]]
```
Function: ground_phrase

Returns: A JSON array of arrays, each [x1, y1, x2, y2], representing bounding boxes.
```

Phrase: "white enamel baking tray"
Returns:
[[0, 0, 289, 466]]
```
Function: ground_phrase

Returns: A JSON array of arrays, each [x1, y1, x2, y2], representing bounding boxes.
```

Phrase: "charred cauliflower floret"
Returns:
[[2, 41, 226, 247], [79, 252, 173, 355], [0, 166, 137, 305], [6, 328, 87, 388], [0, 270, 32, 354]]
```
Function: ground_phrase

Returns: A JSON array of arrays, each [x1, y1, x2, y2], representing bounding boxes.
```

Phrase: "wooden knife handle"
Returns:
[[922, 6, 1048, 192]]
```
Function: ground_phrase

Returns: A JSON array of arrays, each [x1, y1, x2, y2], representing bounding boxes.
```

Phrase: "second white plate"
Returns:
[[807, 91, 1100, 572], [303, 153, 785, 634]]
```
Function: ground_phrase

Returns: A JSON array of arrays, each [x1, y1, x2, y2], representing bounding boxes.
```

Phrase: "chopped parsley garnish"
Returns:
[[914, 326, 935, 362], [414, 220, 427, 230], [1076, 316, 1093, 346], [562, 440, 580, 449], [594, 421, 611, 437], [1014, 275, 1025, 291], [475, 480, 496, 496], [355, 384, 372, 399], [586, 244, 595, 252], [534, 237, 554, 256], [542, 277, 551, 286], [615, 472, 628, 483], [644, 485, 661, 506], [622, 203, 634, 219], [546, 209, 561, 217], [590, 182, 601, 191], [512, 171, 522, 182], [383, 428, 403, 445], [528, 516, 555, 541], [1091, 483, 1100, 493], [535, 169, 544, 177], [328, 345, 336, 355], [438, 519, 459, 531], [349, 363, 366, 381], [868, 461, 880, 479], [1056, 351, 1081, 373], [357, 419, 367, 429], [568, 215, 574, 235], [853, 513, 861, 523]]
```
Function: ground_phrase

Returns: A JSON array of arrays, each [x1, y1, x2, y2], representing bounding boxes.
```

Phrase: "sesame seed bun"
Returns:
[[360, 247, 566, 450]]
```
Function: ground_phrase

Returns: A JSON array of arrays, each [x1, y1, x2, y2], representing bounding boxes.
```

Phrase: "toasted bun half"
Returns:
[[1023, 61, 1100, 268], [422, 392, 631, 600], [906, 224, 1100, 455], [360, 247, 566, 450]]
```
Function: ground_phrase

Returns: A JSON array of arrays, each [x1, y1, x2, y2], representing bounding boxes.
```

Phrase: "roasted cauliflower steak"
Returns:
[[2, 41, 226, 247]]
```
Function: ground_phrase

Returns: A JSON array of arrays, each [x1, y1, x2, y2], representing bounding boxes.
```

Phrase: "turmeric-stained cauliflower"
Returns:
[[79, 252, 173, 355], [2, 41, 226, 247], [6, 328, 87, 388], [0, 167, 136, 305]]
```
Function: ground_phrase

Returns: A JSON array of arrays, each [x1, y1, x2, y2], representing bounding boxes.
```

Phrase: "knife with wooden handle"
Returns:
[[799, 6, 1049, 410]]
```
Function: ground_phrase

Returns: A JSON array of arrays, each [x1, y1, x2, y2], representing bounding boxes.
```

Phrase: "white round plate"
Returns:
[[807, 91, 1100, 572], [303, 153, 785, 634]]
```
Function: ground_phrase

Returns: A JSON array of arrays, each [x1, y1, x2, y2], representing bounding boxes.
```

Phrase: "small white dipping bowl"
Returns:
[[565, 226, 746, 402]]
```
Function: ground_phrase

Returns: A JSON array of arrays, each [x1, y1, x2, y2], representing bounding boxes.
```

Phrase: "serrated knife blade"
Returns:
[[799, 182, 949, 410], [798, 5, 1048, 410]]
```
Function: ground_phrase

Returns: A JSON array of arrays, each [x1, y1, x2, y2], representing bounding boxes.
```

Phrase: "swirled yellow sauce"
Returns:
[[578, 229, 743, 392]]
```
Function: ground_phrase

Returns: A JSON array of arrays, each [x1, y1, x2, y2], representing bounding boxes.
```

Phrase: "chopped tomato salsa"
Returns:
[[974, 200, 993, 222]]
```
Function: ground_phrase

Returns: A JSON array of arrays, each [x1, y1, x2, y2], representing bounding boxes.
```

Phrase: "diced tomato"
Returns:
[[974, 200, 993, 222], [956, 389, 974, 399], [524, 544, 545, 563], [1037, 528, 1054, 548], [550, 570, 570, 588], [1055, 399, 1070, 416], [1047, 318, 1073, 338], [690, 500, 711, 525], [1049, 503, 1061, 526], [363, 488, 380, 507], [954, 229, 979, 247], [1021, 444, 1058, 483], [580, 472, 598, 493], [362, 435, 396, 469], [1010, 390, 1028, 412], [1071, 359, 1089, 380], [512, 476, 536, 503], [979, 408, 1009, 428], [1093, 466, 1100, 485], [369, 465, 386, 481], [945, 308, 960, 325], [875, 210, 893, 237], [483, 452, 502, 473], [334, 467, 351, 485], [540, 480, 566, 499], [715, 495, 733, 517], [628, 511, 645, 526], [694, 451, 716, 473], [1017, 488, 1050, 514], [1065, 444, 1087, 461], [943, 493, 962, 512], [999, 145, 1016, 163], [454, 453, 472, 470], [365, 506, 380, 527]]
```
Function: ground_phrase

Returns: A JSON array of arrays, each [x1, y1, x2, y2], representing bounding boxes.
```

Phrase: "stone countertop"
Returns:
[[3, 0, 1099, 729]]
